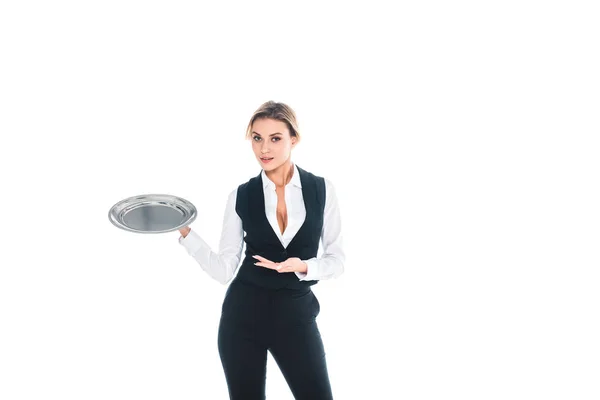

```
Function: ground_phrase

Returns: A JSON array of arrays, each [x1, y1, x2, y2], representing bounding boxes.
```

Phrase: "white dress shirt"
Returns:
[[179, 164, 345, 285]]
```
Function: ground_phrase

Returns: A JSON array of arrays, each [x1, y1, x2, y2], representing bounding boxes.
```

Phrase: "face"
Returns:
[[250, 118, 297, 171]]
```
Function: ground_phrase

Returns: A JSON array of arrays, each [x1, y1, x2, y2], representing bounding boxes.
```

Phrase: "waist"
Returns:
[[231, 275, 312, 296]]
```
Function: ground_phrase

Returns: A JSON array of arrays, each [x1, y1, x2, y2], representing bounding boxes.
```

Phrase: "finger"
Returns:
[[252, 255, 274, 263], [255, 262, 279, 270]]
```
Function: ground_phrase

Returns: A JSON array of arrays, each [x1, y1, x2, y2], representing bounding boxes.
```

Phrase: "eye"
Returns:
[[252, 136, 261, 142], [272, 137, 281, 142]]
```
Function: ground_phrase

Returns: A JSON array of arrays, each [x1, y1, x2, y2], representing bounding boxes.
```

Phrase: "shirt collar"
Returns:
[[261, 163, 302, 190]]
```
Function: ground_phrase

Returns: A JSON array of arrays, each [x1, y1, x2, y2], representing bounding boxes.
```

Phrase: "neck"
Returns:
[[265, 160, 294, 188]]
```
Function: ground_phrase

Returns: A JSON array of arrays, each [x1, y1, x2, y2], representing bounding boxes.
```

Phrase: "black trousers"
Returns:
[[217, 278, 333, 400]]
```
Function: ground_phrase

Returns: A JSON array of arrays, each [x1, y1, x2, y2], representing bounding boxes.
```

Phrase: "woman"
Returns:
[[178, 101, 345, 399]]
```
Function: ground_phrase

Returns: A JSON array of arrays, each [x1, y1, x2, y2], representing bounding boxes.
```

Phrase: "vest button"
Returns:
[[281, 250, 288, 259]]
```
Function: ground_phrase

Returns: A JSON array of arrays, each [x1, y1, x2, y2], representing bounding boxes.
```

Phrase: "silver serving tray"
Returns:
[[108, 194, 197, 234]]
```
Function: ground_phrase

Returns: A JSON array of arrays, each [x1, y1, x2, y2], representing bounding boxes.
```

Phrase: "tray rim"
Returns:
[[108, 193, 197, 234]]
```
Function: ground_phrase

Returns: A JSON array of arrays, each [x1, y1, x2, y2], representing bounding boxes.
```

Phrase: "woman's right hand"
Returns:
[[179, 226, 191, 238]]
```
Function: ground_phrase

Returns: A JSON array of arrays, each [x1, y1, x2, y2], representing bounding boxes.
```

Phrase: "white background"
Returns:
[[1, 1, 599, 399]]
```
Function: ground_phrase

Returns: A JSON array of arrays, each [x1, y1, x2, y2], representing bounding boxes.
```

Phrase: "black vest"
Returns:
[[233, 165, 326, 290]]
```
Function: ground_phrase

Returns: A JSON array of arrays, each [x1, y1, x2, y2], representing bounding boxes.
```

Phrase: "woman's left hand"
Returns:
[[253, 255, 308, 273]]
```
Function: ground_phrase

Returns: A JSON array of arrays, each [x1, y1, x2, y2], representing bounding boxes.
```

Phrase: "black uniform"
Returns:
[[217, 166, 333, 399]]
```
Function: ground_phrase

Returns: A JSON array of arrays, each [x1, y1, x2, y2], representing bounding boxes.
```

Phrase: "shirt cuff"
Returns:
[[295, 258, 318, 281], [178, 229, 210, 257]]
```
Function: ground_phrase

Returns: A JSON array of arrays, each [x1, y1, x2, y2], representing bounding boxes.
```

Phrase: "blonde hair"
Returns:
[[245, 101, 301, 141]]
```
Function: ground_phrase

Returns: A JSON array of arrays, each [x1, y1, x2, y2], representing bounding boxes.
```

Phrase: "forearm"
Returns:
[[296, 253, 345, 281], [180, 229, 240, 285]]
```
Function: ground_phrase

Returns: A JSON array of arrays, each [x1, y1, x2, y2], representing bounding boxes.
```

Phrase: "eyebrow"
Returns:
[[252, 131, 283, 137]]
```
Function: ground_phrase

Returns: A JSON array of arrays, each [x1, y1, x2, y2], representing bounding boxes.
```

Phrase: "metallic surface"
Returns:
[[108, 194, 197, 234]]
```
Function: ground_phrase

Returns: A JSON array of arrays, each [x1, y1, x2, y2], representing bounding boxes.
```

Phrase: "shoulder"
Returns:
[[229, 172, 261, 209], [302, 167, 337, 202], [297, 165, 322, 180], [235, 172, 261, 193], [297, 165, 326, 188], [323, 177, 335, 192]]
